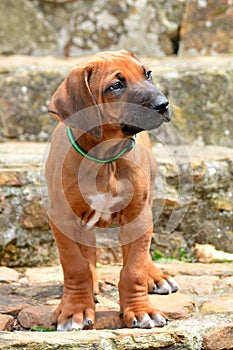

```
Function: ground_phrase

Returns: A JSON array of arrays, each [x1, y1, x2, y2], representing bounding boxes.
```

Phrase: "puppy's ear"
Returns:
[[49, 66, 102, 139]]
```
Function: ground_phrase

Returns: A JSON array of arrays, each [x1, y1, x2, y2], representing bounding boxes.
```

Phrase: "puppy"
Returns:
[[46, 50, 178, 330]]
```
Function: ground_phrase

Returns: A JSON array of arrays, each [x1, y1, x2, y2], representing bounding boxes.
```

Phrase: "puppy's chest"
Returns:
[[81, 173, 141, 228], [83, 174, 132, 227], [86, 192, 125, 227], [74, 162, 148, 228]]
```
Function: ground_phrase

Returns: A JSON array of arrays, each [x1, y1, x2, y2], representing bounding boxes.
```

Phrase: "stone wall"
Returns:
[[179, 0, 233, 55], [0, 144, 58, 267], [0, 140, 232, 267], [152, 145, 233, 260], [0, 56, 232, 147], [0, 0, 233, 267], [1, 0, 233, 57]]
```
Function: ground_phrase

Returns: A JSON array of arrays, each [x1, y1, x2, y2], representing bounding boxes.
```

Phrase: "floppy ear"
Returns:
[[48, 66, 102, 139]]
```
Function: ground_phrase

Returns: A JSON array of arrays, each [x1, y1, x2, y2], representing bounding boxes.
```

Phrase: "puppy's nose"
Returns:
[[150, 98, 169, 115]]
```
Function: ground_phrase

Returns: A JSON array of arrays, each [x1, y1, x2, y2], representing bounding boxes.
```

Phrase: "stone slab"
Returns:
[[1, 321, 232, 350], [25, 266, 63, 285], [149, 292, 195, 320], [23, 261, 233, 284], [18, 306, 55, 330], [203, 323, 233, 350], [156, 261, 233, 278], [0, 315, 14, 332], [0, 267, 19, 283], [200, 295, 233, 315], [17, 305, 124, 331], [175, 275, 219, 295], [0, 328, 185, 350], [0, 294, 36, 316]]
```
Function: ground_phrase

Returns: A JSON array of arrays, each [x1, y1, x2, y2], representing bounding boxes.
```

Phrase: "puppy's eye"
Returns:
[[110, 81, 125, 91], [146, 70, 152, 81]]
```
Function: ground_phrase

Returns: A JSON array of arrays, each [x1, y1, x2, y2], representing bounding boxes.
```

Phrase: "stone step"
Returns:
[[0, 55, 233, 147], [0, 262, 233, 349], [0, 141, 232, 267]]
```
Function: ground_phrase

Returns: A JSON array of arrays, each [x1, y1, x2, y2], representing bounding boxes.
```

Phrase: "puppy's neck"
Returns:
[[70, 127, 133, 162]]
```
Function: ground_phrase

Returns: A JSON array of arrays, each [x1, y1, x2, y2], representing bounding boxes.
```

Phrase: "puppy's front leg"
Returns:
[[119, 209, 168, 328], [50, 222, 95, 331]]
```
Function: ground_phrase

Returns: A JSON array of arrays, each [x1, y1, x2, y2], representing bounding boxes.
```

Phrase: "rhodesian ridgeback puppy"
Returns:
[[46, 50, 178, 331]]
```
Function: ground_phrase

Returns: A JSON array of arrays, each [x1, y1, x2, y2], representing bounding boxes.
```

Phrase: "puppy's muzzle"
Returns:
[[149, 97, 171, 122], [121, 88, 171, 136]]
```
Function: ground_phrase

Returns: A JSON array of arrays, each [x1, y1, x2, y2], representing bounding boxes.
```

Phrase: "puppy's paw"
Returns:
[[133, 313, 168, 328], [148, 262, 179, 294], [123, 306, 168, 329], [52, 292, 95, 331], [150, 277, 179, 295], [56, 315, 93, 331]]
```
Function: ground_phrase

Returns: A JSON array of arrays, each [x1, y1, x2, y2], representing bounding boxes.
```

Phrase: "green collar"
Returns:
[[67, 127, 136, 163]]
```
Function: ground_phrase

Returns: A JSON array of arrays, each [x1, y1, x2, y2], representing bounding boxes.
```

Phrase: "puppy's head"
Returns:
[[49, 50, 171, 139]]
